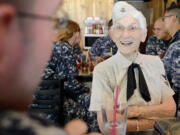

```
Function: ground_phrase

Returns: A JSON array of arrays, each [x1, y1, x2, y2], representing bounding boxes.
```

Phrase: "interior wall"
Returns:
[[166, 0, 177, 8], [57, 0, 177, 49], [59, 0, 114, 49], [148, 0, 177, 36]]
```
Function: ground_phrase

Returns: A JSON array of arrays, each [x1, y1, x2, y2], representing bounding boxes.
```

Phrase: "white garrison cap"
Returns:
[[112, 1, 147, 32]]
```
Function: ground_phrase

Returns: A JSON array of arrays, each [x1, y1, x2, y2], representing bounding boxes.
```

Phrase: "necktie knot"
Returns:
[[131, 63, 139, 68]]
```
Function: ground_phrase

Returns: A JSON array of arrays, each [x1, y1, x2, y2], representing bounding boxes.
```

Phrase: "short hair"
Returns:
[[166, 4, 180, 23], [57, 20, 80, 43]]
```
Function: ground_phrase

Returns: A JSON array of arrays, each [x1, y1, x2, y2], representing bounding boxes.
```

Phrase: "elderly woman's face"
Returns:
[[112, 14, 144, 55]]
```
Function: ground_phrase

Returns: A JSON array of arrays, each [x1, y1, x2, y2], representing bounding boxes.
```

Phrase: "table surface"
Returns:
[[127, 129, 160, 135]]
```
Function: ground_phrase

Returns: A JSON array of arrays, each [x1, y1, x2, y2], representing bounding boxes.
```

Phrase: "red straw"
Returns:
[[111, 85, 119, 135]]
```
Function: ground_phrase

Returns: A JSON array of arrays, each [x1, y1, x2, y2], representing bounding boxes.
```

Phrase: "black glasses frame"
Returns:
[[162, 15, 174, 21], [17, 11, 69, 29], [18, 11, 55, 21]]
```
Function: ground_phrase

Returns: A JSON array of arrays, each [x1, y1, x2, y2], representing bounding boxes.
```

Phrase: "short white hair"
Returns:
[[112, 1, 147, 33]]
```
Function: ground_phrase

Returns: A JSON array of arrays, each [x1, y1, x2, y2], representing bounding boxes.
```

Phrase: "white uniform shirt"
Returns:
[[89, 51, 174, 111]]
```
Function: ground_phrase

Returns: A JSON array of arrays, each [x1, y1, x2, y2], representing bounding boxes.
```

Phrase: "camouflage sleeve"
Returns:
[[162, 41, 180, 90], [173, 58, 180, 91]]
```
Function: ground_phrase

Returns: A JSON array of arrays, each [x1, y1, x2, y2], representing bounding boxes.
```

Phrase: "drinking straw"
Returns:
[[88, 49, 94, 66], [86, 49, 89, 62], [111, 85, 119, 135], [110, 47, 113, 56]]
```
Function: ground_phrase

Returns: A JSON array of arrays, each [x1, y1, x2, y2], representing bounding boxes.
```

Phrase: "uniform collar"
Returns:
[[113, 51, 143, 69]]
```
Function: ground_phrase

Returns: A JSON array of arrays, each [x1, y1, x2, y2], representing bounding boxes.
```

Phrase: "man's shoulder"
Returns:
[[170, 40, 180, 47], [168, 40, 180, 51], [91, 36, 111, 50], [0, 111, 66, 135], [54, 42, 73, 56], [175, 29, 180, 40]]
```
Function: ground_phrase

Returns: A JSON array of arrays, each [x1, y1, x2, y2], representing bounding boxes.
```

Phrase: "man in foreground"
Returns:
[[0, 0, 92, 135]]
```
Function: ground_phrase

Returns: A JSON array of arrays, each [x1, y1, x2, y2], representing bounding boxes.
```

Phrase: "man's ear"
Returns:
[[0, 4, 16, 28], [173, 15, 178, 23]]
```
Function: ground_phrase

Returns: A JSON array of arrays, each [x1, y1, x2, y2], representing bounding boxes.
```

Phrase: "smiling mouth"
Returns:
[[120, 41, 133, 46]]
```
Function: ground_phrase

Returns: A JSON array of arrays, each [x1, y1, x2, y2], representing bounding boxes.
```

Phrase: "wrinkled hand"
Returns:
[[127, 106, 139, 119]]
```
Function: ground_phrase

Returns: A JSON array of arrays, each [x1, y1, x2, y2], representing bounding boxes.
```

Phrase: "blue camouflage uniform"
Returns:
[[90, 35, 118, 59], [146, 35, 170, 58], [43, 42, 99, 132], [162, 29, 180, 116], [73, 44, 82, 62], [0, 111, 67, 135]]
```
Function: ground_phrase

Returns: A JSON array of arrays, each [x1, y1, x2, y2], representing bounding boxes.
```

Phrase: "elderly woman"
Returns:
[[89, 1, 176, 133], [43, 20, 99, 132]]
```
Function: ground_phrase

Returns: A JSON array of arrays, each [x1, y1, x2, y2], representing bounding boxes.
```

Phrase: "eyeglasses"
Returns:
[[112, 24, 140, 33], [162, 15, 174, 21], [17, 10, 69, 30]]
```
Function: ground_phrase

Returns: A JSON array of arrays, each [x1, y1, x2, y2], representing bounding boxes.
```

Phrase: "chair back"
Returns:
[[30, 79, 65, 126]]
